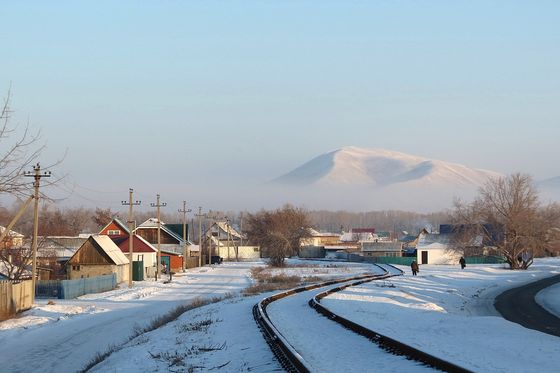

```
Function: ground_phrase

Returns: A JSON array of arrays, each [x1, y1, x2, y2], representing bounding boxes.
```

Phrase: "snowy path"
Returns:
[[0, 263, 256, 373], [266, 278, 435, 373]]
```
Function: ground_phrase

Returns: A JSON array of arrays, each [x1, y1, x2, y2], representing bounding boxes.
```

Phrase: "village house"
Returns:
[[415, 230, 465, 265], [204, 221, 260, 261], [67, 235, 129, 283], [36, 235, 89, 280], [360, 241, 402, 257]]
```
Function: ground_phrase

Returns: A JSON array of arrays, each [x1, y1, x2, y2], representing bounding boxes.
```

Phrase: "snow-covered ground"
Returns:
[[0, 263, 260, 372], [536, 282, 560, 318], [322, 258, 560, 373], [1, 258, 559, 373]]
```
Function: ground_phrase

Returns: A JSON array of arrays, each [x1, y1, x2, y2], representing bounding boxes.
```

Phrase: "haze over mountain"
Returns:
[[269, 147, 504, 211]]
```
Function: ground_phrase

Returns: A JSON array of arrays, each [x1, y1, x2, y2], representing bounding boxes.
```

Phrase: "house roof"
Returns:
[[399, 235, 418, 243], [93, 235, 129, 265], [111, 234, 158, 253], [215, 221, 243, 239], [306, 228, 339, 237], [68, 235, 129, 265], [136, 218, 186, 244], [417, 233, 453, 247], [0, 226, 24, 238], [351, 228, 376, 234], [99, 217, 130, 235]]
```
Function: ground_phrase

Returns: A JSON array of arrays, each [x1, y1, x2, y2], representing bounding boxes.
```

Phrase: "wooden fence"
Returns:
[[0, 280, 33, 320]]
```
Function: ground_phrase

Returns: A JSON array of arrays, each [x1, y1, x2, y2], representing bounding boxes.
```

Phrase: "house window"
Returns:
[[108, 230, 121, 235], [253, 247, 259, 252], [72, 265, 80, 271]]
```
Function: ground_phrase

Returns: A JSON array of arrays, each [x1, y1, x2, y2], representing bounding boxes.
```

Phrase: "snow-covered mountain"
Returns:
[[274, 147, 502, 188], [266, 147, 503, 211]]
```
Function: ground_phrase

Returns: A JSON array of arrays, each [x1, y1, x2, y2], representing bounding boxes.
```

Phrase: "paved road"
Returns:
[[495, 274, 560, 337]]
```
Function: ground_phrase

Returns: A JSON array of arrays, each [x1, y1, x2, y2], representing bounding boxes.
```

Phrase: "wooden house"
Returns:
[[204, 221, 259, 261], [67, 235, 129, 283], [134, 218, 186, 254]]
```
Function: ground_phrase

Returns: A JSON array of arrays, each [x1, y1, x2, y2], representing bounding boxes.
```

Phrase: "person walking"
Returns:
[[459, 256, 466, 270], [411, 260, 419, 276]]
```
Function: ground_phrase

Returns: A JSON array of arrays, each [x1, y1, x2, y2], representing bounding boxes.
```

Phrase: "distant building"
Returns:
[[0, 226, 24, 248]]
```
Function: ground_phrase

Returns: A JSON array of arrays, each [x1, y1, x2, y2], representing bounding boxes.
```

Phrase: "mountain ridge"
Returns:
[[274, 146, 502, 188]]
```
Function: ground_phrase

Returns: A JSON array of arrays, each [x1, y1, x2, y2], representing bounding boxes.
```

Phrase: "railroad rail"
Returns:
[[254, 263, 473, 373]]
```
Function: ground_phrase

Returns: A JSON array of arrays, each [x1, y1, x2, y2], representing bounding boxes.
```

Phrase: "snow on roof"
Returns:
[[91, 235, 129, 265], [215, 221, 243, 239], [0, 226, 24, 238], [306, 228, 339, 237]]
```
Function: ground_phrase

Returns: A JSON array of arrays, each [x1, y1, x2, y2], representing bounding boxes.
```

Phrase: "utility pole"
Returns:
[[23, 163, 50, 303], [150, 194, 166, 281], [239, 212, 243, 247], [122, 188, 140, 288], [178, 201, 191, 272], [195, 207, 204, 267], [226, 217, 233, 261]]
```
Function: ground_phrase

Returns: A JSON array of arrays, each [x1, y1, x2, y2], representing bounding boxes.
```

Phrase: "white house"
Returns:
[[416, 232, 462, 264]]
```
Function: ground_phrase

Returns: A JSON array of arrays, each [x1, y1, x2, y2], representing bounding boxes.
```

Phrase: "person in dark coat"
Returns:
[[459, 256, 466, 270], [411, 260, 419, 276]]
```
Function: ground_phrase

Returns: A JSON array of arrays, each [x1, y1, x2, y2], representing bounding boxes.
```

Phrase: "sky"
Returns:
[[2, 1, 559, 211]]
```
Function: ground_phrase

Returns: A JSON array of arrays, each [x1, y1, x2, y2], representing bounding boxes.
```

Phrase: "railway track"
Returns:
[[253, 263, 472, 373]]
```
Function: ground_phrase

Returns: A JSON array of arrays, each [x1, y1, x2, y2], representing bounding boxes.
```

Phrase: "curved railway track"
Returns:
[[253, 263, 472, 373]]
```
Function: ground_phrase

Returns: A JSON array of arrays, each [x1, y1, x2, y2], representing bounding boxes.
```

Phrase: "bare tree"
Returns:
[[0, 245, 33, 280], [0, 89, 44, 198], [452, 173, 560, 269], [245, 205, 311, 267]]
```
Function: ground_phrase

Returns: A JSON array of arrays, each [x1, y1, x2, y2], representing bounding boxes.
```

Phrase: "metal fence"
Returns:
[[1, 280, 33, 320], [347, 254, 416, 266], [36, 274, 117, 299], [465, 256, 506, 264]]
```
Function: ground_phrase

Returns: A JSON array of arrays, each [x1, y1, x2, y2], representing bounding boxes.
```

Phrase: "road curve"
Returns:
[[495, 274, 560, 337]]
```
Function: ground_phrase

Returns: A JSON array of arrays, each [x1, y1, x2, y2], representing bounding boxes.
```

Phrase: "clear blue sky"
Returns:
[[2, 1, 559, 210]]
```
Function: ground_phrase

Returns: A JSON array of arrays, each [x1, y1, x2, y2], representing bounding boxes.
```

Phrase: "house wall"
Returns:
[[216, 246, 260, 260], [416, 248, 461, 265], [136, 229, 178, 245], [161, 253, 183, 272], [68, 264, 129, 283], [129, 252, 157, 278]]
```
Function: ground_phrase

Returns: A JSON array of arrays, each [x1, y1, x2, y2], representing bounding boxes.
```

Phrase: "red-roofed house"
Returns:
[[110, 234, 157, 278]]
